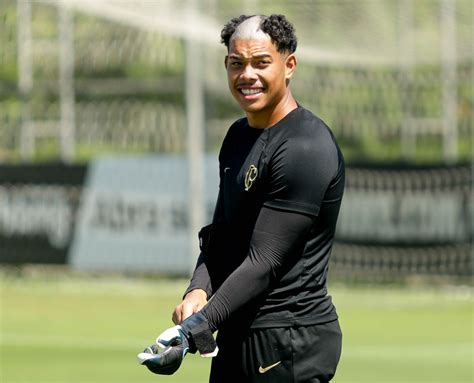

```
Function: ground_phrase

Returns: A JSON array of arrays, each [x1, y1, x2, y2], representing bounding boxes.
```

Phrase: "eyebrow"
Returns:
[[228, 53, 272, 60]]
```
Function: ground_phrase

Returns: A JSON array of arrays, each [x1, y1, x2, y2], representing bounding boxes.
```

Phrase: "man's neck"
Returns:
[[246, 92, 298, 129]]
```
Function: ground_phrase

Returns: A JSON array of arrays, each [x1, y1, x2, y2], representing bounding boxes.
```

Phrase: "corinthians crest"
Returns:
[[244, 164, 258, 191]]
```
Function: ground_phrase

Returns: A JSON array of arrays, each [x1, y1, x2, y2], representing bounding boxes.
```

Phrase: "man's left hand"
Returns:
[[137, 312, 218, 375]]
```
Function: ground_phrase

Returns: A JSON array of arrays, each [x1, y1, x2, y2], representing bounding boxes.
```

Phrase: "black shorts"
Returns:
[[209, 320, 342, 383]]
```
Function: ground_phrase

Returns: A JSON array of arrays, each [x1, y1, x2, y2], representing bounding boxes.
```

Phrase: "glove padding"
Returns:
[[137, 342, 186, 375], [137, 312, 218, 375]]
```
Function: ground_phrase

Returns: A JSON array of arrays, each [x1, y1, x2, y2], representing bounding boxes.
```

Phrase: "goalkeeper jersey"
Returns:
[[187, 105, 345, 329]]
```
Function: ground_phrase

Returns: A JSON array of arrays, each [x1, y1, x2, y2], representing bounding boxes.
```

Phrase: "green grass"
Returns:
[[1, 271, 472, 383]]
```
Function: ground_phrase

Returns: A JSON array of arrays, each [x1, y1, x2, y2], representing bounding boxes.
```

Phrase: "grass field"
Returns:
[[1, 269, 472, 383]]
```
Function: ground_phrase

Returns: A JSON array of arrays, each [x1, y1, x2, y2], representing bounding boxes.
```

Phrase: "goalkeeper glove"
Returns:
[[137, 311, 218, 375]]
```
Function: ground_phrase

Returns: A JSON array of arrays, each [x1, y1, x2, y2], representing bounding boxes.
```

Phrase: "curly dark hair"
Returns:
[[220, 14, 297, 54]]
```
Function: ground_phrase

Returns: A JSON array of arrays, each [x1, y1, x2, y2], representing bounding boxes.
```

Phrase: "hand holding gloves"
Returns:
[[137, 312, 218, 375]]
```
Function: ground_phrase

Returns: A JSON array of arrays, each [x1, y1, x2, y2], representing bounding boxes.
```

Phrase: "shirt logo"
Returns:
[[258, 361, 281, 374], [244, 164, 258, 191]]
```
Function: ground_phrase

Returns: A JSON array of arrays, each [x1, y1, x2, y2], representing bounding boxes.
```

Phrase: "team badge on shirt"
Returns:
[[244, 164, 258, 191]]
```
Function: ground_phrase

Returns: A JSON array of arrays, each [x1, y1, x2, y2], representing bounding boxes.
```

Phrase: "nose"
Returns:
[[240, 63, 257, 81]]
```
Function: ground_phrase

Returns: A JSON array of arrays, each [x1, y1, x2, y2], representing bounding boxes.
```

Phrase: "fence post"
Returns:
[[440, 0, 458, 164], [59, 1, 76, 162], [399, 0, 416, 160], [185, 0, 206, 275], [17, 0, 34, 161]]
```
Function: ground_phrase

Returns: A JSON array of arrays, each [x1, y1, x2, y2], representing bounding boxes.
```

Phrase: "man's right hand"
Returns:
[[172, 289, 208, 325]]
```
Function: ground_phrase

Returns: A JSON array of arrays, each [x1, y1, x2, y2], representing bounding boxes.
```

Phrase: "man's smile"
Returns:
[[237, 86, 265, 99]]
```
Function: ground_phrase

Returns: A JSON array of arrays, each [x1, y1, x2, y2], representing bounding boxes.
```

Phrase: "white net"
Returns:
[[0, 0, 472, 162]]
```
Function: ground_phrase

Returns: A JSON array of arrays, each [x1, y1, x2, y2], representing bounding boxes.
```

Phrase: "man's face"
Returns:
[[225, 37, 295, 115]]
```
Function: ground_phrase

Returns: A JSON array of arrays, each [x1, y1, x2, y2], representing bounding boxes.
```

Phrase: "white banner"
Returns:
[[0, 185, 74, 249], [337, 191, 468, 243], [70, 155, 218, 273]]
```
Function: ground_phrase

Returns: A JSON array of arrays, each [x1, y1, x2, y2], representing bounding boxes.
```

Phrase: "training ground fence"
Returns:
[[331, 163, 472, 282], [0, 161, 471, 283], [0, 1, 472, 282]]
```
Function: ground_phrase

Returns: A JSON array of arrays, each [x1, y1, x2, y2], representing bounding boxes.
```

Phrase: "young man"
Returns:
[[138, 14, 345, 383]]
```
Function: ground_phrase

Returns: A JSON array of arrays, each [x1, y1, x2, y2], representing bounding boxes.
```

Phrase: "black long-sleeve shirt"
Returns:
[[185, 106, 345, 331]]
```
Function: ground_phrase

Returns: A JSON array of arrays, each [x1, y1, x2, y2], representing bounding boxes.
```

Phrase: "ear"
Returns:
[[285, 54, 297, 80], [224, 55, 229, 69]]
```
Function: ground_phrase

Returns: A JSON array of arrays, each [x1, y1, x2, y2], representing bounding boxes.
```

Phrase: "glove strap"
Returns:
[[181, 312, 218, 356]]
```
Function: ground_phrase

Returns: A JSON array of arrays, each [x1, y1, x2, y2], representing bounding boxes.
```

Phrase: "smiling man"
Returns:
[[224, 15, 297, 128], [138, 14, 345, 383]]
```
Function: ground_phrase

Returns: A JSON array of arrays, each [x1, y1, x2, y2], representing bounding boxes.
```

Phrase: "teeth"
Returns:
[[241, 88, 262, 95]]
